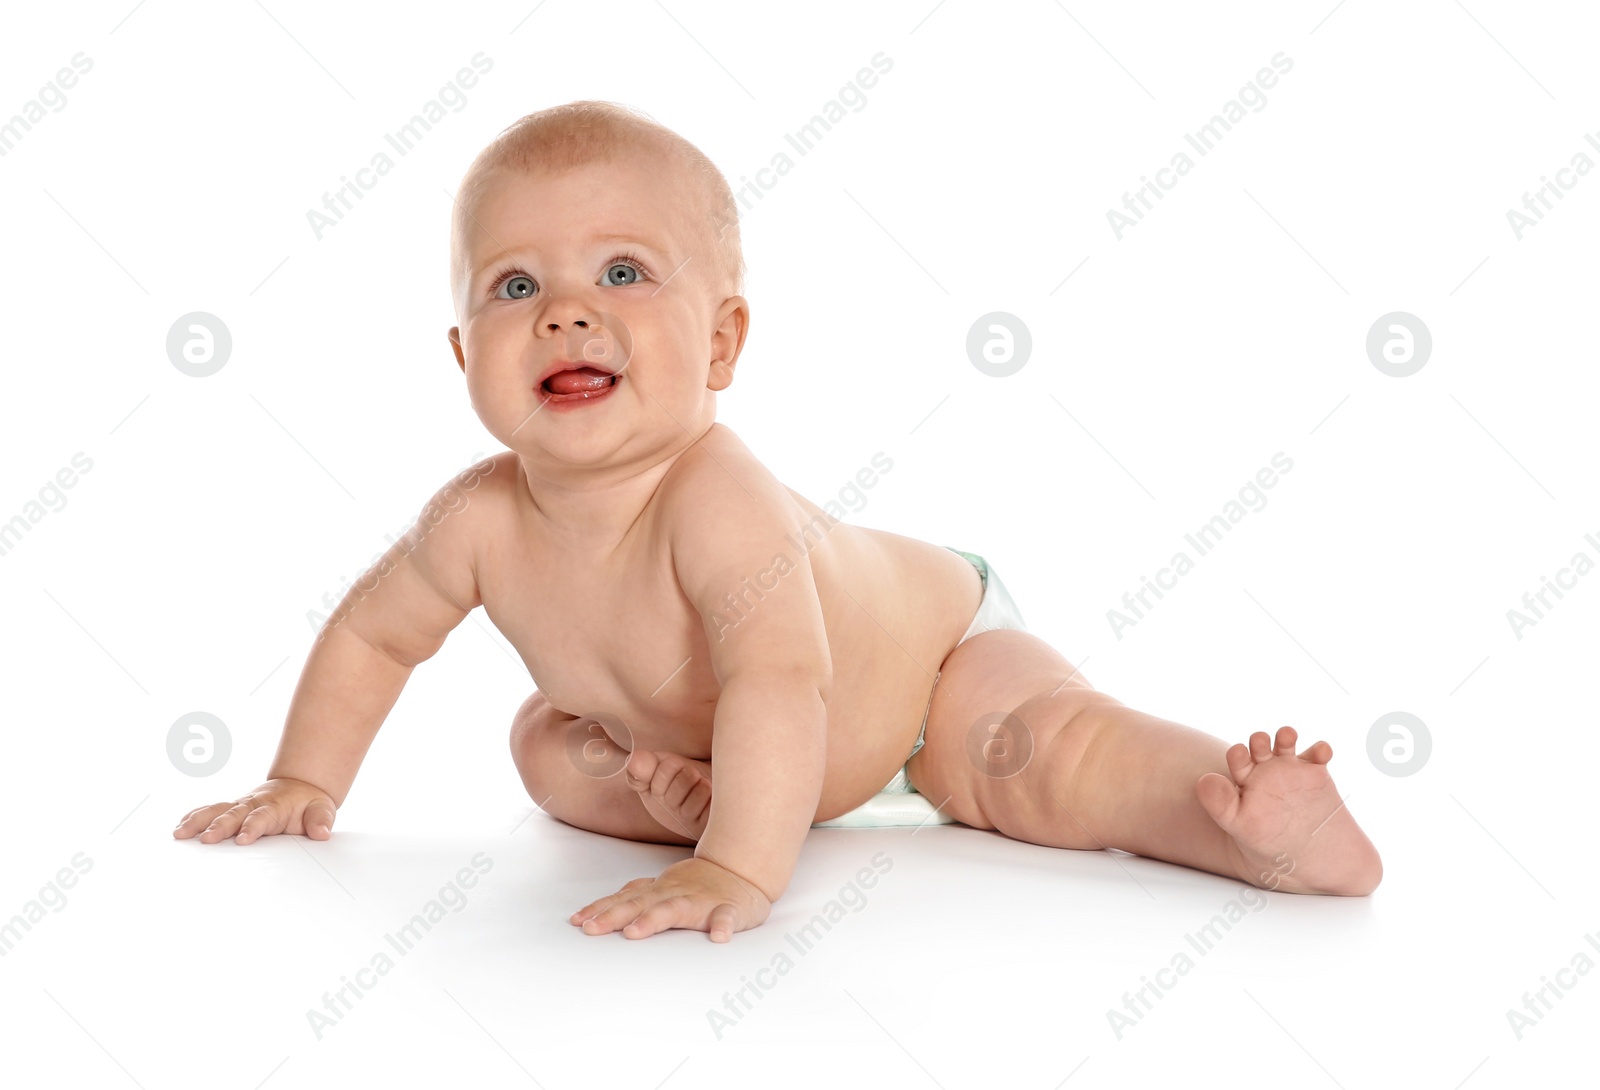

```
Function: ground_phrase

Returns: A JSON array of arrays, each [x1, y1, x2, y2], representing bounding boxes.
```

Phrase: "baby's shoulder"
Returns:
[[430, 450, 517, 515], [657, 423, 795, 519], [409, 450, 518, 549]]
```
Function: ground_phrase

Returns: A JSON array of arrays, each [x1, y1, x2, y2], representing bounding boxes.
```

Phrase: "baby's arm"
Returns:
[[673, 481, 833, 904], [173, 466, 485, 843], [570, 449, 832, 940]]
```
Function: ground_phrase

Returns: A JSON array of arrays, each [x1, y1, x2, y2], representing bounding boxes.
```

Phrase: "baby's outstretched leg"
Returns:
[[624, 750, 713, 842], [912, 630, 1381, 895], [1195, 726, 1381, 895]]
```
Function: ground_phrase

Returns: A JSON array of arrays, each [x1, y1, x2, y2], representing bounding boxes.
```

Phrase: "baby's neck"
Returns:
[[514, 448, 682, 552]]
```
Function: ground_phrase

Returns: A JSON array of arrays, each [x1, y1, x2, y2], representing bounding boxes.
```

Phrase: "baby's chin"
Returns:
[[490, 407, 638, 464], [503, 437, 630, 477]]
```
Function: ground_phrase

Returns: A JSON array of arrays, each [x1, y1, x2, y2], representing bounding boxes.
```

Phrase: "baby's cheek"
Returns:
[[465, 376, 513, 431], [469, 362, 517, 401]]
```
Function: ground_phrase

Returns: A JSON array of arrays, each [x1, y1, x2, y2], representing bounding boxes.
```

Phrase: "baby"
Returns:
[[174, 101, 1381, 941]]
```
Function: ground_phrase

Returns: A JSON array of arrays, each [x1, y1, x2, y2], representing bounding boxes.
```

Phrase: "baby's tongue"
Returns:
[[546, 367, 614, 395]]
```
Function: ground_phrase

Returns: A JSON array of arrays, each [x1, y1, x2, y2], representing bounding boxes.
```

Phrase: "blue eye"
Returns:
[[497, 275, 535, 299], [604, 259, 644, 286], [488, 254, 648, 300]]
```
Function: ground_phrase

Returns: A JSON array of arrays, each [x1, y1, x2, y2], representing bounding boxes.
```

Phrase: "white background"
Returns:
[[2, 0, 1596, 1086]]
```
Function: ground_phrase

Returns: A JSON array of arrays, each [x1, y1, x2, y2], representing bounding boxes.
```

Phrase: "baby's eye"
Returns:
[[497, 275, 536, 300], [603, 260, 643, 286]]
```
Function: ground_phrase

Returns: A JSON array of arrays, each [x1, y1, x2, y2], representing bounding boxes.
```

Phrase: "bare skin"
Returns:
[[174, 146, 1381, 944], [608, 655, 1377, 897]]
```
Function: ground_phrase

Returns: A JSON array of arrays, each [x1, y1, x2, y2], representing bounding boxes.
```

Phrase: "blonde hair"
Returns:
[[450, 100, 745, 311]]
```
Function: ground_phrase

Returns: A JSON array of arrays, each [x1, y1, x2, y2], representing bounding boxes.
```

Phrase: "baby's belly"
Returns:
[[499, 525, 981, 820], [794, 526, 988, 818], [532, 640, 929, 819], [605, 677, 934, 820], [812, 669, 940, 819], [596, 664, 940, 821]]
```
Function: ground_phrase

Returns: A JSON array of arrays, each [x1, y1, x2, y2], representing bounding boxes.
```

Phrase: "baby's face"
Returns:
[[448, 157, 738, 468]]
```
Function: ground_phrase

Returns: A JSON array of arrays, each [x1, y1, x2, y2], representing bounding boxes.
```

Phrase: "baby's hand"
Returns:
[[569, 856, 772, 942], [172, 778, 338, 845]]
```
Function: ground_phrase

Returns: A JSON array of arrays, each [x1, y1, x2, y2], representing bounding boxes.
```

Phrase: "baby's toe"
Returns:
[[1224, 741, 1253, 782], [1301, 739, 1334, 765], [1273, 726, 1299, 756], [650, 754, 706, 800], [1248, 731, 1274, 762], [624, 749, 660, 791], [1195, 771, 1241, 829]]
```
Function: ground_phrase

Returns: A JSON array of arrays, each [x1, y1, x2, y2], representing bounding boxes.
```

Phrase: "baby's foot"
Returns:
[[1194, 727, 1382, 896], [625, 749, 712, 841]]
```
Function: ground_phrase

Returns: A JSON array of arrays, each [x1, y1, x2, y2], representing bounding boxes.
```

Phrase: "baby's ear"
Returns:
[[448, 328, 466, 373], [706, 295, 749, 391]]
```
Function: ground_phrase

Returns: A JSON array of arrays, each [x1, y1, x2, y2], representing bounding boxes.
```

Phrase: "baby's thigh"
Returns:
[[905, 630, 1112, 835], [509, 692, 696, 846]]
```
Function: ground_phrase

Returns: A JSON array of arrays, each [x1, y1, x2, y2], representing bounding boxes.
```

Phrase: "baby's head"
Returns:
[[447, 101, 749, 464]]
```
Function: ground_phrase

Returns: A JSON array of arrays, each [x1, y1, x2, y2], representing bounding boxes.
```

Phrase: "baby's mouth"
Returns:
[[542, 367, 619, 396]]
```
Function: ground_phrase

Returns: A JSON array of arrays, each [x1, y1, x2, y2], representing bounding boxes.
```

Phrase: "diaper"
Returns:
[[812, 548, 1028, 829]]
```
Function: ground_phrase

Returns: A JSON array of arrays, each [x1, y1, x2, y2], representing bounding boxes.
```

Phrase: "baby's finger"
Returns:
[[196, 803, 251, 843], [302, 797, 337, 839], [173, 802, 232, 839], [622, 895, 693, 940], [234, 806, 286, 845], [569, 879, 652, 926], [580, 896, 647, 936], [708, 902, 740, 943]]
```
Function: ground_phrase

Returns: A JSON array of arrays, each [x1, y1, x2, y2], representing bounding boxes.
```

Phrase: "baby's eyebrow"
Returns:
[[471, 231, 670, 278], [586, 231, 677, 263], [591, 231, 658, 247]]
